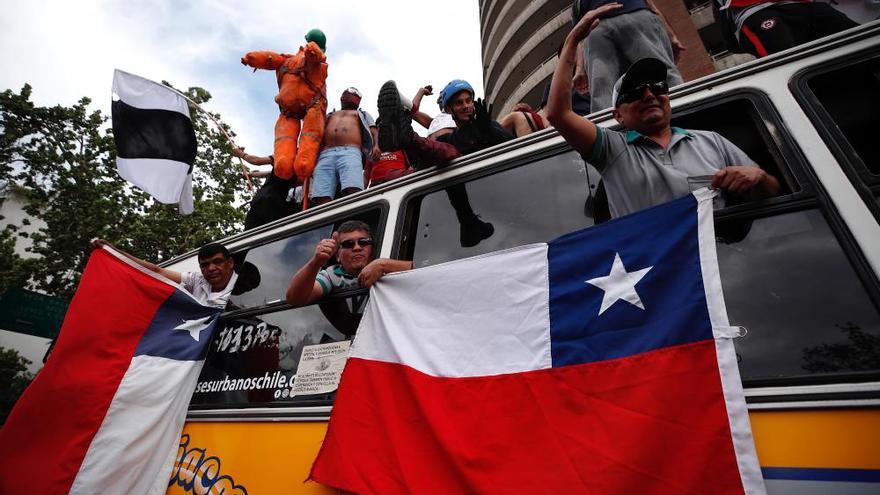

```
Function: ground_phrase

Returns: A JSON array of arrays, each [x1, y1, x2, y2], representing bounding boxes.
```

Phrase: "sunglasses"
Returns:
[[617, 81, 669, 106], [338, 237, 374, 249]]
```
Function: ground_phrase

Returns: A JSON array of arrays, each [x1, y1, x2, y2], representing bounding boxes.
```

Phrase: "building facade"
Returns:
[[479, 0, 878, 118]]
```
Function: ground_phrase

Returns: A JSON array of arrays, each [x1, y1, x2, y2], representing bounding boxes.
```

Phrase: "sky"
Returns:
[[0, 0, 486, 157]]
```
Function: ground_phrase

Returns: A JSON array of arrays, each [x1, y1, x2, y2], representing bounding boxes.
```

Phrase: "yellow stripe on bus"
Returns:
[[166, 421, 335, 495], [750, 408, 880, 470]]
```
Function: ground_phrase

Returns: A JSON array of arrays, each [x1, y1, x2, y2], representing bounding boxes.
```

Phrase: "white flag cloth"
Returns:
[[111, 69, 197, 214]]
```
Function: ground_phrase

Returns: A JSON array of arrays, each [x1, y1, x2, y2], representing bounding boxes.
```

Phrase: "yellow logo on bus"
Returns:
[[168, 434, 248, 495]]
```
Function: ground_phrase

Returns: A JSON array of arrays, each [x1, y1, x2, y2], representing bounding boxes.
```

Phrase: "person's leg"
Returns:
[[803, 2, 858, 41], [337, 147, 365, 197], [409, 136, 461, 168], [244, 176, 297, 230], [294, 103, 326, 181], [273, 113, 300, 180], [499, 111, 534, 137], [377, 80, 412, 151], [309, 147, 339, 204], [445, 184, 494, 248], [586, 19, 622, 112], [617, 9, 683, 86], [739, 7, 798, 57]]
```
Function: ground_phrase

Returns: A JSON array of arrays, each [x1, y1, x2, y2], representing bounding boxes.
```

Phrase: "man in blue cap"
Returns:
[[376, 80, 511, 247]]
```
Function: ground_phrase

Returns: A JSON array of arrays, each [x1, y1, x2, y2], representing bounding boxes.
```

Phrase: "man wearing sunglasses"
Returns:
[[547, 7, 779, 218], [285, 220, 412, 307]]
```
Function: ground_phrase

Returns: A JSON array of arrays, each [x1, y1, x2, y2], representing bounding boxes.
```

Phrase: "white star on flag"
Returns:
[[586, 252, 653, 315], [173, 315, 214, 342]]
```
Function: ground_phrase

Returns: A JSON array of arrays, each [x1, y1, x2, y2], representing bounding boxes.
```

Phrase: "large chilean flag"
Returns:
[[0, 247, 221, 495], [311, 189, 765, 494]]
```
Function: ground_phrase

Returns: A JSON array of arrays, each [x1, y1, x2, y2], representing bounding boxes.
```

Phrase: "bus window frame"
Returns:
[[790, 46, 880, 223]]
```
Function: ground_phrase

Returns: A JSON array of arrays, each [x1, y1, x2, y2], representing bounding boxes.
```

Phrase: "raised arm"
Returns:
[[232, 147, 273, 166], [241, 50, 291, 71], [411, 85, 435, 129], [546, 3, 622, 158], [89, 238, 182, 283], [574, 40, 589, 94], [285, 234, 338, 306]]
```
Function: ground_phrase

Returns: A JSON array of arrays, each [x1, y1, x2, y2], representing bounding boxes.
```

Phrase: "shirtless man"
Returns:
[[310, 87, 380, 205]]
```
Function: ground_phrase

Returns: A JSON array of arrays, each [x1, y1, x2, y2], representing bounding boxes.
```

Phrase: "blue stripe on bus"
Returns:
[[762, 467, 880, 483]]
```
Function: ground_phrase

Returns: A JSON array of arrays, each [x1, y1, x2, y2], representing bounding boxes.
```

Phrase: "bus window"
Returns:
[[190, 302, 358, 408], [405, 150, 603, 267], [717, 209, 880, 381], [228, 209, 382, 310], [228, 224, 333, 309], [670, 97, 794, 197], [798, 54, 880, 215]]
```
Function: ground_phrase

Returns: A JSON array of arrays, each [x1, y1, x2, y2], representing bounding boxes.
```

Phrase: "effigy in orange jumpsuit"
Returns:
[[241, 37, 328, 181]]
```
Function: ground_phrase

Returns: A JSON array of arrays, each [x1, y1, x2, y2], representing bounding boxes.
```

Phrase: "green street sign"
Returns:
[[0, 288, 69, 339]]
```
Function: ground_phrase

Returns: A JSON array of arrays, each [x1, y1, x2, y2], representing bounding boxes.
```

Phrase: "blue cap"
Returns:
[[441, 79, 474, 110]]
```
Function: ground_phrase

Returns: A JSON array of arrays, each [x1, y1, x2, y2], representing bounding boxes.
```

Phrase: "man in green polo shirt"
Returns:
[[546, 6, 779, 218], [285, 220, 412, 307]]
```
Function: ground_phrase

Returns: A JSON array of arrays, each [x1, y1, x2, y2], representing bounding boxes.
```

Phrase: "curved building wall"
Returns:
[[479, 0, 716, 119]]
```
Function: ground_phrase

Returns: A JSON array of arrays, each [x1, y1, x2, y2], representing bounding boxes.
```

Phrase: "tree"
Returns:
[[802, 322, 880, 373], [0, 346, 34, 425], [0, 83, 249, 298]]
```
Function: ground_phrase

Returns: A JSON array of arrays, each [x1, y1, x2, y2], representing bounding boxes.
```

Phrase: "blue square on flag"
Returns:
[[548, 192, 713, 366]]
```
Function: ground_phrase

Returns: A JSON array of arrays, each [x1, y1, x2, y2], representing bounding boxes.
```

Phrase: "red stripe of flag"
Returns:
[[311, 340, 744, 495], [0, 250, 175, 495]]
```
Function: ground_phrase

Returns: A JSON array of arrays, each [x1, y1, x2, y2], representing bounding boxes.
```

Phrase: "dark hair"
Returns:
[[197, 242, 231, 260], [337, 220, 372, 237]]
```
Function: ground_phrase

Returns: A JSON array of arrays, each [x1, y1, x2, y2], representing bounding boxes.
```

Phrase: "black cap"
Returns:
[[611, 58, 668, 108]]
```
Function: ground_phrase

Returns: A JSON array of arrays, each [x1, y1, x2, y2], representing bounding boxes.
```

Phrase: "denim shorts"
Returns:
[[310, 146, 364, 198]]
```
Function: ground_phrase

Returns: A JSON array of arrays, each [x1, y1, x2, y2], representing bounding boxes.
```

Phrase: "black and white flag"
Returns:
[[112, 69, 197, 214]]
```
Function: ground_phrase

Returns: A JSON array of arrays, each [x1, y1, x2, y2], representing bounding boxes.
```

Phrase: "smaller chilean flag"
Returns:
[[310, 189, 765, 494], [0, 247, 221, 495]]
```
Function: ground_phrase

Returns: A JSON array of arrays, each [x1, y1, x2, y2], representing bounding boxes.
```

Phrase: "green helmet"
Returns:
[[305, 29, 326, 53]]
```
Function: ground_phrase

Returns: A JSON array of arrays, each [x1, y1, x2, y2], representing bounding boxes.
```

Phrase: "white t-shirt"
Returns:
[[427, 113, 456, 136], [181, 271, 238, 309]]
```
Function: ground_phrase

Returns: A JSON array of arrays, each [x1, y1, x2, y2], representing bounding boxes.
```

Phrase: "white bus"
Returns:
[[165, 23, 880, 495]]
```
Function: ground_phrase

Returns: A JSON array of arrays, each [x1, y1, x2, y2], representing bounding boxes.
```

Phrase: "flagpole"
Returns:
[[173, 91, 255, 194]]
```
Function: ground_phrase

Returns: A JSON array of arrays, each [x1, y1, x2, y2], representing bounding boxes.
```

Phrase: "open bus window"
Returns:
[[806, 56, 880, 177], [717, 208, 880, 382], [228, 225, 333, 309], [228, 209, 382, 310], [802, 55, 880, 209], [406, 150, 602, 268], [190, 301, 359, 408], [670, 96, 793, 198]]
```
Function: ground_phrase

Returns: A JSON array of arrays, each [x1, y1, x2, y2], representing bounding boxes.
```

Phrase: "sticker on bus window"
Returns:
[[291, 341, 352, 396]]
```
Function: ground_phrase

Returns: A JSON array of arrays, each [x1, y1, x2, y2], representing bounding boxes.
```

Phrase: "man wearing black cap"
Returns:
[[547, 6, 779, 218]]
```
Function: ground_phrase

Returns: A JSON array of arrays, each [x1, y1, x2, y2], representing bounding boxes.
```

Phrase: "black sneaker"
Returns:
[[459, 214, 495, 248], [377, 80, 412, 151]]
